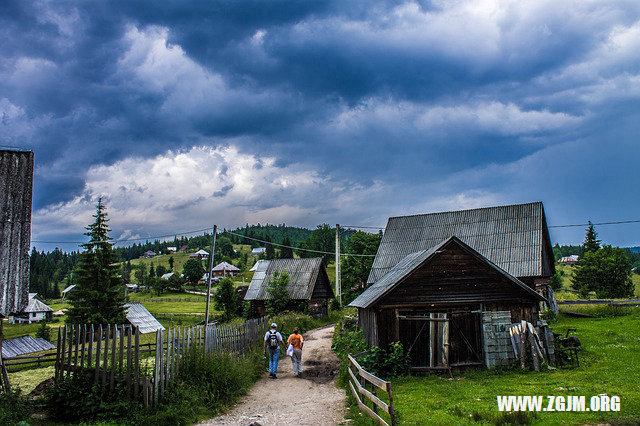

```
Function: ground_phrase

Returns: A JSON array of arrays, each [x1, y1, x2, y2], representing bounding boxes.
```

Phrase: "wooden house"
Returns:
[[244, 258, 333, 316], [10, 293, 53, 324], [351, 202, 554, 370], [212, 261, 240, 277]]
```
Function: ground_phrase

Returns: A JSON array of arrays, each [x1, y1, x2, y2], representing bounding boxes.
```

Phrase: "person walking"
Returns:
[[287, 327, 304, 377], [264, 322, 286, 379]]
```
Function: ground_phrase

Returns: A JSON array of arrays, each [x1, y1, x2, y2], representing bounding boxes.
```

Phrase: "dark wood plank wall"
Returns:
[[378, 244, 538, 306], [310, 268, 333, 299]]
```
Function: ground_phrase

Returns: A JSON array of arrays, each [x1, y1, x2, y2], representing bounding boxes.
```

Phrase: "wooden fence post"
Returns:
[[134, 327, 140, 401], [95, 325, 102, 383]]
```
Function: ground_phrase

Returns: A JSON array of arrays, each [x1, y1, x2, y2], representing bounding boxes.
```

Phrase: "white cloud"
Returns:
[[31, 145, 388, 241]]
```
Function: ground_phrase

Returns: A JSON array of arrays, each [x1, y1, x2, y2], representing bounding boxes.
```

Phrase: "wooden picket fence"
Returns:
[[55, 317, 268, 407]]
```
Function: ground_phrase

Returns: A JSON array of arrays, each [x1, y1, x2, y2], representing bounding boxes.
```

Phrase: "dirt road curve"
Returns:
[[201, 324, 345, 426]]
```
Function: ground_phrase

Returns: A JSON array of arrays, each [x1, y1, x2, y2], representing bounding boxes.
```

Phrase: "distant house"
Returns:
[[244, 257, 333, 316], [251, 247, 266, 256], [167, 247, 177, 253], [125, 283, 140, 293], [10, 293, 53, 324], [144, 250, 157, 258], [559, 255, 579, 265], [124, 303, 165, 334], [160, 272, 175, 280], [212, 261, 240, 277], [351, 202, 554, 371], [190, 249, 209, 259], [179, 245, 189, 252], [61, 284, 77, 300]]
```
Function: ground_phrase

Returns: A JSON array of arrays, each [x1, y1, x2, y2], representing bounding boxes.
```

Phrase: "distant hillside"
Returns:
[[627, 247, 640, 254]]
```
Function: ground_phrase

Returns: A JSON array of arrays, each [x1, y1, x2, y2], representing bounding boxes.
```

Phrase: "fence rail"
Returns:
[[55, 317, 268, 408], [558, 299, 640, 306], [348, 354, 396, 426]]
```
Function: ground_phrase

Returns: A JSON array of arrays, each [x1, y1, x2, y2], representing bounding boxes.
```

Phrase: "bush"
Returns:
[[0, 388, 31, 425], [359, 342, 410, 379]]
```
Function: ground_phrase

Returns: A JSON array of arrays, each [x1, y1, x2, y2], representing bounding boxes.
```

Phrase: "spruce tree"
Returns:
[[280, 236, 294, 259], [582, 221, 601, 254], [66, 199, 126, 325]]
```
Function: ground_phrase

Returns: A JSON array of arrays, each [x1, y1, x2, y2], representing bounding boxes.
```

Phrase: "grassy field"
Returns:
[[391, 312, 640, 425]]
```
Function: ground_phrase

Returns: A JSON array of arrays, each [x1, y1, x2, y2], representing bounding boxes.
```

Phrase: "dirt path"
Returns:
[[201, 324, 345, 426]]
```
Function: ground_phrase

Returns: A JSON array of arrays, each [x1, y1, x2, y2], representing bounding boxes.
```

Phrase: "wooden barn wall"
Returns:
[[483, 302, 537, 324], [0, 150, 33, 317], [378, 244, 538, 307], [358, 308, 378, 346], [310, 269, 333, 300]]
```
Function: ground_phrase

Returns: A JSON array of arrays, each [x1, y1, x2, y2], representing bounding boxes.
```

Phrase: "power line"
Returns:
[[225, 230, 376, 257], [549, 219, 640, 228]]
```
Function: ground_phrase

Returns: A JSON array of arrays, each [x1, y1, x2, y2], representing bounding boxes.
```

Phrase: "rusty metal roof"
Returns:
[[2, 335, 56, 359], [0, 149, 33, 317], [368, 202, 553, 284], [244, 257, 327, 301], [351, 236, 545, 309], [125, 303, 165, 334]]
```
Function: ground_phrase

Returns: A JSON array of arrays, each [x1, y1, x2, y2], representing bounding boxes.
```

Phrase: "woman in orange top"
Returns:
[[287, 327, 304, 376]]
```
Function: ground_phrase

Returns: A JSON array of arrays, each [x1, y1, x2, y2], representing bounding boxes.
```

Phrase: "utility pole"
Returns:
[[204, 225, 217, 336], [336, 224, 341, 306]]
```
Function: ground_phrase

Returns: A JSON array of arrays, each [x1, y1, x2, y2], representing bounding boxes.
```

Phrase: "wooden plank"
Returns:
[[110, 325, 116, 392], [166, 328, 172, 384], [429, 314, 435, 368], [348, 355, 389, 391], [126, 327, 132, 398], [143, 377, 149, 408], [66, 325, 73, 378], [134, 327, 140, 400], [55, 327, 62, 381], [73, 324, 80, 373], [351, 369, 390, 414], [527, 326, 540, 371], [119, 325, 124, 372], [520, 321, 526, 369], [103, 324, 110, 386], [88, 324, 94, 368], [154, 330, 161, 403], [95, 325, 102, 382], [80, 324, 86, 368], [387, 381, 396, 426], [349, 380, 389, 426]]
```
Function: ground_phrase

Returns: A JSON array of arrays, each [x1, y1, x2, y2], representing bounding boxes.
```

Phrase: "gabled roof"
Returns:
[[160, 272, 175, 280], [212, 261, 240, 272], [62, 284, 76, 294], [195, 249, 209, 256], [23, 296, 53, 313], [252, 247, 266, 253], [2, 335, 56, 359], [351, 236, 545, 309], [368, 202, 554, 283], [125, 303, 165, 334], [244, 257, 331, 301]]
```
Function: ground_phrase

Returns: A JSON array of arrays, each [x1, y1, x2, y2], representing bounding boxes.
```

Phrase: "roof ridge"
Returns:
[[387, 201, 543, 221]]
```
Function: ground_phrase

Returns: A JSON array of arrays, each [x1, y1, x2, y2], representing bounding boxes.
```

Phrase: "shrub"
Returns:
[[0, 388, 31, 425], [265, 270, 290, 316], [359, 342, 410, 379]]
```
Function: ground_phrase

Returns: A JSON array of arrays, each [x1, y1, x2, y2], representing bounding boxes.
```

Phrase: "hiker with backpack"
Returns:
[[287, 327, 304, 377], [264, 322, 286, 379]]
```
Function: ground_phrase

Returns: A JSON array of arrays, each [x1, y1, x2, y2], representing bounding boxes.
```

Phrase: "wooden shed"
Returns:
[[244, 257, 333, 316], [351, 236, 545, 370]]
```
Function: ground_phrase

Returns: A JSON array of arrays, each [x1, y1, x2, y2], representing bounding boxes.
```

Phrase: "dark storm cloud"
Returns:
[[2, 0, 640, 247]]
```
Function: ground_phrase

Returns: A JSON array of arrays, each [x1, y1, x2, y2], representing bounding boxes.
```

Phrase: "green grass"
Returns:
[[390, 313, 640, 425], [554, 263, 640, 299], [9, 366, 55, 394], [127, 252, 194, 283], [128, 291, 209, 314]]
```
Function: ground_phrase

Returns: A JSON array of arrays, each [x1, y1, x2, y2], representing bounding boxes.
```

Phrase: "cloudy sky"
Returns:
[[2, 0, 639, 251]]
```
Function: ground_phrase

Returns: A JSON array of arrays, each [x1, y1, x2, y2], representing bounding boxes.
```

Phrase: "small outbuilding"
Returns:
[[1, 335, 56, 359], [124, 303, 165, 334], [212, 261, 240, 277], [559, 255, 579, 265], [190, 249, 209, 259], [251, 247, 266, 256], [61, 284, 77, 300], [10, 293, 53, 324], [244, 257, 333, 316]]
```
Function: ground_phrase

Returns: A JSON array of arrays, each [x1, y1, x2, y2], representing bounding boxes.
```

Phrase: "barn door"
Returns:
[[398, 313, 449, 369]]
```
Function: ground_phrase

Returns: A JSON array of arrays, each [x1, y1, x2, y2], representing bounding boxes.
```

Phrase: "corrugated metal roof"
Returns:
[[368, 202, 553, 284], [0, 149, 33, 317], [23, 296, 53, 313], [244, 257, 325, 301], [61, 284, 76, 294], [2, 335, 56, 359], [351, 236, 545, 308], [212, 261, 240, 272], [124, 303, 165, 334]]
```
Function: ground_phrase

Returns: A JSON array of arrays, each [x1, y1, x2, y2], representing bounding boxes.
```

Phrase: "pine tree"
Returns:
[[280, 236, 294, 259], [265, 236, 276, 259], [66, 199, 126, 325], [582, 221, 601, 254]]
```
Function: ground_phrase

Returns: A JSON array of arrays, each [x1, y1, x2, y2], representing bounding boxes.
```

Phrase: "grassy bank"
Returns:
[[390, 312, 640, 425]]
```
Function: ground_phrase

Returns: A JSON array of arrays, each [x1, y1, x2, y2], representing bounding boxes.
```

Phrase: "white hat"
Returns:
[[271, 322, 277, 328]]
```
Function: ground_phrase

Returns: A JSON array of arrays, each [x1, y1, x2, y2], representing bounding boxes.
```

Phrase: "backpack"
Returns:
[[268, 331, 279, 348]]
